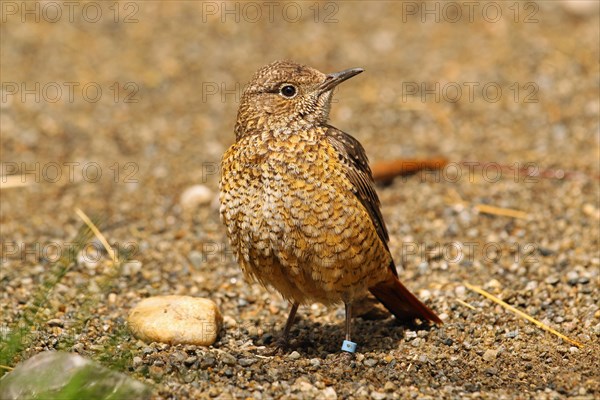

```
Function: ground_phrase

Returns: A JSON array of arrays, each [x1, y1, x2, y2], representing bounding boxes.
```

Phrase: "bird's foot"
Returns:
[[261, 335, 291, 356]]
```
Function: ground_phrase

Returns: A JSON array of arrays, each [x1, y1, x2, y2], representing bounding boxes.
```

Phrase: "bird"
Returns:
[[219, 60, 442, 349]]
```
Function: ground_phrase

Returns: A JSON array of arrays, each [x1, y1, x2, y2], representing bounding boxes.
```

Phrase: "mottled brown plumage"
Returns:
[[219, 60, 441, 348]]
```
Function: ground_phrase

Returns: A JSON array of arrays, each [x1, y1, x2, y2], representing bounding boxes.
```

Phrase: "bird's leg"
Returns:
[[339, 301, 357, 353], [345, 302, 352, 342], [282, 302, 299, 342], [265, 302, 299, 355]]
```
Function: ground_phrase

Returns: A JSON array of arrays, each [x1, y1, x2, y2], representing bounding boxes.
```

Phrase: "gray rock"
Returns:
[[220, 352, 237, 366], [363, 358, 378, 367], [0, 351, 151, 400], [238, 358, 256, 367], [200, 356, 217, 369]]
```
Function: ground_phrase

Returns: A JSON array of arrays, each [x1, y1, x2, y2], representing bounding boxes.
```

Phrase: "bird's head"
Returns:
[[235, 60, 363, 139]]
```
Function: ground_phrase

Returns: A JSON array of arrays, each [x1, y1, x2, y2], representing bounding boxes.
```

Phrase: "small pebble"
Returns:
[[222, 315, 237, 329], [200, 356, 216, 369], [321, 387, 337, 400], [171, 352, 185, 363], [538, 247, 554, 256], [122, 261, 143, 276], [405, 331, 417, 339], [505, 330, 519, 338], [482, 349, 498, 362], [188, 251, 204, 268], [182, 372, 196, 383], [220, 353, 236, 366], [180, 185, 213, 210], [370, 391, 386, 400], [184, 356, 198, 366], [454, 285, 466, 296], [238, 358, 256, 367], [46, 319, 63, 327], [561, 0, 600, 16], [363, 358, 377, 367], [485, 279, 502, 289], [524, 281, 537, 291], [566, 271, 579, 285], [545, 276, 560, 285]]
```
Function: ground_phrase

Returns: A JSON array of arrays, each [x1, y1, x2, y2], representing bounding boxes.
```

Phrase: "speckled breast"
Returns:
[[220, 129, 391, 304]]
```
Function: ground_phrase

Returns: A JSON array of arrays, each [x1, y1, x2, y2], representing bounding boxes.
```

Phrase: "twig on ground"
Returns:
[[473, 204, 529, 219], [455, 298, 477, 310], [464, 282, 584, 348], [75, 208, 117, 264], [372, 158, 448, 182]]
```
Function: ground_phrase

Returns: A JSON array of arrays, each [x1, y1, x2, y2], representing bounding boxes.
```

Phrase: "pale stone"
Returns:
[[180, 185, 213, 210], [482, 348, 499, 362], [128, 295, 222, 346], [560, 0, 600, 16], [321, 386, 338, 400]]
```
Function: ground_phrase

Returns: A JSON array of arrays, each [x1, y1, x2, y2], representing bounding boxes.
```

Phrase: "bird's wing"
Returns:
[[325, 125, 391, 252]]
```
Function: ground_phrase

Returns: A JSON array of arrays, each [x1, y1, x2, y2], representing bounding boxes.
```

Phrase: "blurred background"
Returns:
[[2, 1, 598, 227], [1, 1, 599, 397]]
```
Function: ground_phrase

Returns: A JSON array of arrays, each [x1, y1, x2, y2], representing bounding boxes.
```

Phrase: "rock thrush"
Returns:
[[220, 60, 441, 348]]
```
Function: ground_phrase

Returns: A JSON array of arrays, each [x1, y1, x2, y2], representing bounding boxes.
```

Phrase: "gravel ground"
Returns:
[[1, 1, 599, 399]]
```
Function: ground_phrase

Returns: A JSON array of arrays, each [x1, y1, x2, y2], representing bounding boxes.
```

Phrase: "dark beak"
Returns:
[[318, 67, 364, 93]]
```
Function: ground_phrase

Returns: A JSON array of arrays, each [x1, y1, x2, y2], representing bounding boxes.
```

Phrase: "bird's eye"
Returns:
[[279, 85, 297, 98]]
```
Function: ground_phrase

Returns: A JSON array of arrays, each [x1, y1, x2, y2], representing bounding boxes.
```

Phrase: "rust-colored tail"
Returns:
[[369, 275, 442, 324]]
